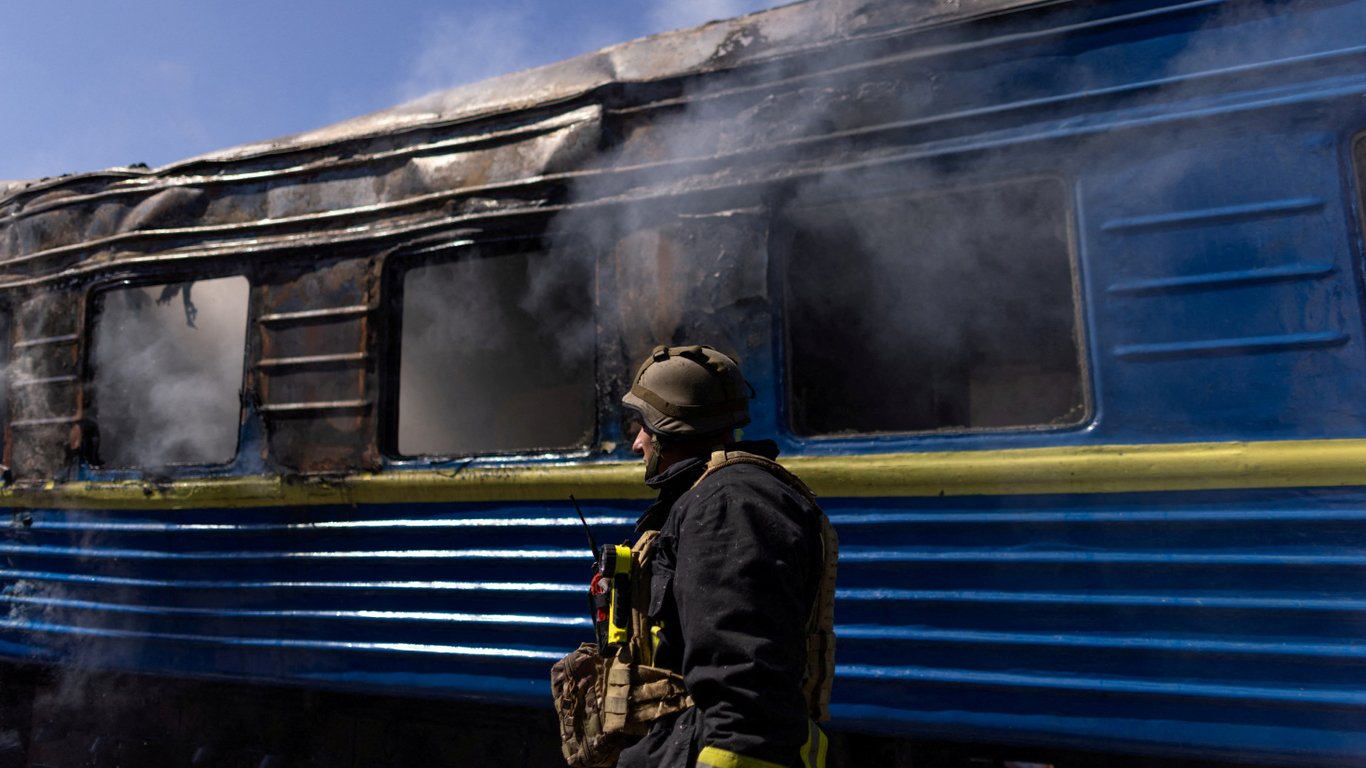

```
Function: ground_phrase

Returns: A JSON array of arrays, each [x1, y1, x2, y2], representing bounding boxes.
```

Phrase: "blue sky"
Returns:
[[0, 0, 787, 181]]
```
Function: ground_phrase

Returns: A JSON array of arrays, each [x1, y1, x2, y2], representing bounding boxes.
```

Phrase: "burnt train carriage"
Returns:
[[2, 0, 1366, 764]]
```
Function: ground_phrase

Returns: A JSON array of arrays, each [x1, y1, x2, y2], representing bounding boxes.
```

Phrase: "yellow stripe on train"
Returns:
[[4, 438, 1366, 509]]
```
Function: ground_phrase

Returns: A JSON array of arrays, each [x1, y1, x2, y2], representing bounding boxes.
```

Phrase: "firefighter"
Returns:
[[612, 344, 837, 768]]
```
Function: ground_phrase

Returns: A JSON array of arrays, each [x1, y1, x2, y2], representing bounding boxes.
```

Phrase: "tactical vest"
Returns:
[[551, 450, 838, 768]]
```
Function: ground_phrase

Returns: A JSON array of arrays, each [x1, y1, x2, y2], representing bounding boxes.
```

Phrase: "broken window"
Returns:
[[0, 309, 8, 464], [601, 213, 773, 442], [89, 276, 250, 467], [779, 176, 1085, 436], [1356, 134, 1366, 260], [394, 241, 595, 457]]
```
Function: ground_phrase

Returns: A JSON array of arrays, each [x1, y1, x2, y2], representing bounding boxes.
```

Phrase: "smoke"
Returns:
[[89, 276, 249, 468], [397, 5, 541, 103], [385, 0, 1335, 452], [397, 247, 595, 457], [395, 2, 793, 104], [649, 0, 786, 32], [780, 173, 1082, 434], [541, 0, 1347, 440]]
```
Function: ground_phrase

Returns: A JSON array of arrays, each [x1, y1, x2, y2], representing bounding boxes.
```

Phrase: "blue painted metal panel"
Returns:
[[1082, 124, 1366, 442], [828, 488, 1366, 764], [0, 500, 633, 703], [6, 487, 1366, 762]]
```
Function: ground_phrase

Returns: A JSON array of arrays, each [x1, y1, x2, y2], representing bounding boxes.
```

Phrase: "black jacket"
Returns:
[[616, 440, 826, 768]]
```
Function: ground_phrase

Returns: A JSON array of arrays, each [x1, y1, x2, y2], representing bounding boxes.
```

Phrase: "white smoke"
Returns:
[[398, 5, 540, 102], [396, 1, 794, 104], [379, 0, 1315, 452], [397, 248, 595, 457], [89, 277, 249, 468], [649, 0, 787, 32]]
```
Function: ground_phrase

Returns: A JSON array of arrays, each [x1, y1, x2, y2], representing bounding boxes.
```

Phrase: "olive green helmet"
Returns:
[[622, 344, 751, 439]]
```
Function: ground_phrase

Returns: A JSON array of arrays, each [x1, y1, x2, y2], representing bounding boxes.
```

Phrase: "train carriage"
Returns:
[[2, 0, 1366, 764]]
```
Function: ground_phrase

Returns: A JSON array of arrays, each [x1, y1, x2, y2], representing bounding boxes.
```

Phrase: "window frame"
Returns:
[[379, 234, 600, 463], [81, 270, 255, 470], [773, 171, 1092, 443], [0, 302, 11, 472], [1353, 133, 1366, 313]]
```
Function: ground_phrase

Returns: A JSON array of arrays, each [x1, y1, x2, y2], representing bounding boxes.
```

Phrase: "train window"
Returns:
[[89, 276, 250, 467], [1356, 134, 1366, 243], [394, 243, 594, 457], [780, 176, 1085, 436], [0, 309, 8, 460]]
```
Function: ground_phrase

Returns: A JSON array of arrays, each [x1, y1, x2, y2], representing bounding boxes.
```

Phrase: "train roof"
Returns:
[[194, 0, 1051, 162], [0, 0, 1049, 284], [3, 0, 1044, 186]]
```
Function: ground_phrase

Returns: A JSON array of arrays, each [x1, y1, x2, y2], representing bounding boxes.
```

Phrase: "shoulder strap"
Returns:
[[691, 449, 818, 504], [805, 512, 838, 722], [627, 531, 661, 667]]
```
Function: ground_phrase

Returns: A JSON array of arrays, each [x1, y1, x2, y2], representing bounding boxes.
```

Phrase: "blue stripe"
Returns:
[[835, 665, 1366, 708]]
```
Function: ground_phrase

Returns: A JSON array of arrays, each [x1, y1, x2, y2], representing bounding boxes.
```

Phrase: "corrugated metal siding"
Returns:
[[5, 487, 1366, 761], [830, 489, 1366, 763], [0, 500, 630, 701]]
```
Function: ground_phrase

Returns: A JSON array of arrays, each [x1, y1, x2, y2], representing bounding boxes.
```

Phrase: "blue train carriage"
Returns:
[[1, 0, 1365, 764]]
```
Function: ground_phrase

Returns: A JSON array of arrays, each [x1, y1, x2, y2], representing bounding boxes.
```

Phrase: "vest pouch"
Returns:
[[551, 643, 628, 768], [603, 644, 693, 737]]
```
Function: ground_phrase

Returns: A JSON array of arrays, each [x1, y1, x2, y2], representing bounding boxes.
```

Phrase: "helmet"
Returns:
[[622, 344, 751, 440]]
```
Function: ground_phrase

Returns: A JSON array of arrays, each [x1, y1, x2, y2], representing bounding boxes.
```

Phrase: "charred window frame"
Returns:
[[84, 273, 252, 469], [1355, 134, 1366, 286], [776, 174, 1088, 438], [382, 236, 597, 459], [0, 305, 9, 471]]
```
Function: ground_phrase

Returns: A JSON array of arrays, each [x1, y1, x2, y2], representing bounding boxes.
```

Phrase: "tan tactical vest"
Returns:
[[551, 450, 838, 767]]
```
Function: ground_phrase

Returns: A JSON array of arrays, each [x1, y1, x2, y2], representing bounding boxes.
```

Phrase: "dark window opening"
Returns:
[[1355, 134, 1366, 269], [780, 176, 1085, 437], [394, 241, 595, 457], [89, 276, 250, 467], [599, 213, 772, 445], [0, 309, 9, 465]]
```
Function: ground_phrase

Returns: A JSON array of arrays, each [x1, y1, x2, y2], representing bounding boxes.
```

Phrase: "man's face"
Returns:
[[630, 422, 655, 466]]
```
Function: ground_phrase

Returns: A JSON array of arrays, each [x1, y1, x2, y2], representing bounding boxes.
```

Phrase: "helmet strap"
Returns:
[[645, 433, 663, 479]]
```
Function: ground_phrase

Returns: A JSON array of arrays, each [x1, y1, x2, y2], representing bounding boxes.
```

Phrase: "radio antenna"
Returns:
[[569, 495, 600, 558]]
